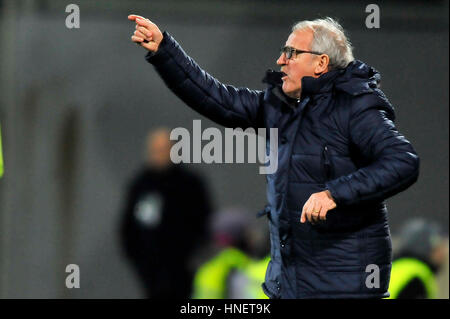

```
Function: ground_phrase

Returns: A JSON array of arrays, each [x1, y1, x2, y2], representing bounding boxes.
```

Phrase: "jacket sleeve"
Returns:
[[145, 32, 263, 129], [325, 90, 420, 206]]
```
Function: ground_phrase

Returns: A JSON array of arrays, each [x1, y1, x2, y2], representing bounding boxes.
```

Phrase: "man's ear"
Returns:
[[314, 54, 330, 75]]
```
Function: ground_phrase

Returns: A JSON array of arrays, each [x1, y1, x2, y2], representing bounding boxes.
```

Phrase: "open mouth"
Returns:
[[281, 72, 288, 80]]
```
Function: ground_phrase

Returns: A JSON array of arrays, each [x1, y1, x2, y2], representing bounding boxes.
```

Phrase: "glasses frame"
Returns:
[[280, 46, 323, 60]]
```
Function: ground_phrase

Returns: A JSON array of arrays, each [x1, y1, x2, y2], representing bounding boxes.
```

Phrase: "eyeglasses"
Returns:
[[280, 46, 322, 60]]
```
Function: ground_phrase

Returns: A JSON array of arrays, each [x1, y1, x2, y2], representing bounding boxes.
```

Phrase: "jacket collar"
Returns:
[[262, 70, 299, 109], [262, 69, 283, 87], [301, 69, 343, 95], [262, 68, 342, 106], [262, 60, 381, 100]]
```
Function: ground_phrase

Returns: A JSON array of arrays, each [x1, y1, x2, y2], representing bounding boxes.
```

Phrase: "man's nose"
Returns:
[[277, 53, 287, 66]]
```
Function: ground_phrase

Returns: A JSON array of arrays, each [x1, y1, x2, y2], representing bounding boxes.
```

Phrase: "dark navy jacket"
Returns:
[[145, 32, 420, 299]]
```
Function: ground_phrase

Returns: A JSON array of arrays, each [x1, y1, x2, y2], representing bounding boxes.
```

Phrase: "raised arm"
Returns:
[[128, 15, 263, 129]]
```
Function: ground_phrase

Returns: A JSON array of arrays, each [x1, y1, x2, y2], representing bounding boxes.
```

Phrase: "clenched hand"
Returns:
[[128, 14, 163, 52], [301, 190, 337, 224]]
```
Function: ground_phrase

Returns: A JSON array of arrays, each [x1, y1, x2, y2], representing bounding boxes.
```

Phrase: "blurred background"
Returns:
[[0, 0, 448, 298]]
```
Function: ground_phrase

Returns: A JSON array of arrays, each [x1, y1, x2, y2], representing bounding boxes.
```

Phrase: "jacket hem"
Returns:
[[294, 292, 390, 299], [262, 283, 279, 299]]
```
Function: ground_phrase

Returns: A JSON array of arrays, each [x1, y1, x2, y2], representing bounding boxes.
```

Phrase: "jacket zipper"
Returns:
[[323, 145, 332, 181]]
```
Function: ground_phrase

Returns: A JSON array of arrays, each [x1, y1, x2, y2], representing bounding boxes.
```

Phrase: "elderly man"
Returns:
[[128, 16, 419, 299]]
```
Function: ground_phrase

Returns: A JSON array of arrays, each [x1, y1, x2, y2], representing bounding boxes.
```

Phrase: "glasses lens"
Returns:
[[287, 47, 294, 59], [280, 47, 292, 59], [287, 48, 293, 59], [280, 46, 290, 59]]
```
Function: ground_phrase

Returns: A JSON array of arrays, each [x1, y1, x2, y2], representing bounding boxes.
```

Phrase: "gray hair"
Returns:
[[292, 17, 354, 70]]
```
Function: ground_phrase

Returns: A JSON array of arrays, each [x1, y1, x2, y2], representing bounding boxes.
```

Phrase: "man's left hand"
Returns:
[[301, 190, 336, 224]]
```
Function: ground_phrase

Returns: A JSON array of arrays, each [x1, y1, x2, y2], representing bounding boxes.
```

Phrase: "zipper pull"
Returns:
[[324, 146, 330, 165], [323, 145, 332, 180]]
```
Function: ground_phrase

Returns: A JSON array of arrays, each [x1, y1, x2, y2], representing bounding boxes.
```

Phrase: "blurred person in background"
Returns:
[[388, 219, 447, 299], [192, 207, 270, 299], [227, 212, 271, 299], [120, 128, 212, 298]]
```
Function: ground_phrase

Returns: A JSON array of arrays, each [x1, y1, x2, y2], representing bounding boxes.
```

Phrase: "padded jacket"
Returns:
[[145, 32, 420, 299]]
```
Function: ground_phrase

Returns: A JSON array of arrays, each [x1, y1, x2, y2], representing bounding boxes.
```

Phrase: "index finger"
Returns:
[[135, 17, 153, 28], [128, 14, 146, 21]]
